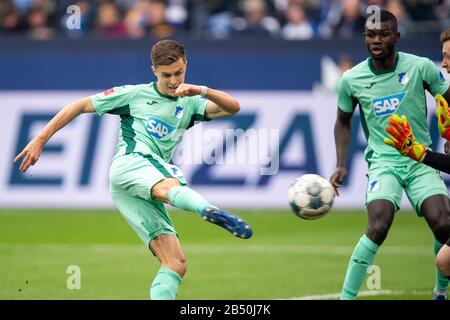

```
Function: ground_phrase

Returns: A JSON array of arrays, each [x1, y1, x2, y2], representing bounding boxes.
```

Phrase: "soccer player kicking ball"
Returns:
[[14, 39, 253, 300], [331, 11, 450, 300]]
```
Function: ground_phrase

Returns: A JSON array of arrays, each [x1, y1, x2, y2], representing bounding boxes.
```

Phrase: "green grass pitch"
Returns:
[[0, 208, 442, 300]]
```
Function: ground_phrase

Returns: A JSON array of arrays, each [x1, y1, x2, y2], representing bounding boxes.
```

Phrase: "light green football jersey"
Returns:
[[338, 52, 449, 167], [90, 82, 209, 162]]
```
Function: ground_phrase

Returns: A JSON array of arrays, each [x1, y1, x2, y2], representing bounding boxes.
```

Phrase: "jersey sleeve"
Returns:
[[337, 74, 357, 113], [183, 96, 210, 129], [189, 96, 209, 119], [90, 85, 136, 116], [423, 150, 450, 174], [421, 58, 449, 96], [191, 96, 209, 118]]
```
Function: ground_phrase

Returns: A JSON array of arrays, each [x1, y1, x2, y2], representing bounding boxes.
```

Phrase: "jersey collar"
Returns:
[[152, 82, 179, 101], [368, 52, 399, 75]]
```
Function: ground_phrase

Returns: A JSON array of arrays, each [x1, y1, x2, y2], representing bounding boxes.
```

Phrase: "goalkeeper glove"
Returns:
[[436, 94, 450, 141], [383, 114, 427, 162]]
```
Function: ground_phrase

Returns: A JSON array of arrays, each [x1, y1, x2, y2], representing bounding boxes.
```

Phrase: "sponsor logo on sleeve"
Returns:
[[103, 88, 116, 97]]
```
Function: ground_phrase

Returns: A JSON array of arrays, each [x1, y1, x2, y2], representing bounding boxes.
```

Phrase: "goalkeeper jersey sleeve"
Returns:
[[423, 150, 450, 174]]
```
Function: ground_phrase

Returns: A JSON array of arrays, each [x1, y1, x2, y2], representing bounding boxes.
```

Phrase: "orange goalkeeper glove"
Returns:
[[436, 94, 450, 141], [383, 114, 427, 162]]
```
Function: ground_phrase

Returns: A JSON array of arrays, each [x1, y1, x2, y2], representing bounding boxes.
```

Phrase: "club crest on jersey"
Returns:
[[372, 92, 406, 117], [398, 72, 409, 84], [146, 116, 176, 139], [175, 106, 184, 119]]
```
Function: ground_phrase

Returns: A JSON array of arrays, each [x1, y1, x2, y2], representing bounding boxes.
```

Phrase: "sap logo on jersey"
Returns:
[[146, 116, 176, 139], [372, 92, 406, 117]]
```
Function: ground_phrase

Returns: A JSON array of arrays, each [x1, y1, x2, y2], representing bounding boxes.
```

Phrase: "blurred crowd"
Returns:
[[0, 0, 448, 40]]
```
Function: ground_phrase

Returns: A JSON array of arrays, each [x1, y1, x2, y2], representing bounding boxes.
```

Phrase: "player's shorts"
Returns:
[[109, 152, 187, 246], [365, 161, 449, 216]]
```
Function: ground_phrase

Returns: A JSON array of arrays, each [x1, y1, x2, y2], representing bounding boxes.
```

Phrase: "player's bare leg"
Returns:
[[152, 178, 253, 239], [149, 234, 186, 300], [436, 243, 450, 279], [420, 195, 450, 299], [152, 178, 182, 203], [366, 200, 396, 245], [341, 200, 395, 300]]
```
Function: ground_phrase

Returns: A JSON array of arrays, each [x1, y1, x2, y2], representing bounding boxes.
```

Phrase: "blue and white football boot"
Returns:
[[200, 207, 253, 239]]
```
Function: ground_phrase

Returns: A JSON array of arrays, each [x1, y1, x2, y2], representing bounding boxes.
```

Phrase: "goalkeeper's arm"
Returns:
[[422, 150, 450, 175]]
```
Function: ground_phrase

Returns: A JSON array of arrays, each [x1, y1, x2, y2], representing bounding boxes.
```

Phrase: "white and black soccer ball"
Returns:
[[288, 174, 336, 220]]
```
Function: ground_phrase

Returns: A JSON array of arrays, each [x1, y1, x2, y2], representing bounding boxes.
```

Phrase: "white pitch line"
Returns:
[[0, 243, 433, 256], [285, 290, 432, 300]]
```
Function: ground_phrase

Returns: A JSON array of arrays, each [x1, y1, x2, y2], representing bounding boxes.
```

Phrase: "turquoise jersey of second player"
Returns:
[[90, 82, 209, 162], [337, 52, 449, 167]]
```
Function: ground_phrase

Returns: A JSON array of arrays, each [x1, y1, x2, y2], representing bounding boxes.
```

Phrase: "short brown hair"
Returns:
[[151, 39, 186, 67], [441, 28, 450, 44]]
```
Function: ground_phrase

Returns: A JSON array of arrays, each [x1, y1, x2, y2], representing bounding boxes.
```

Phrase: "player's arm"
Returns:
[[14, 97, 95, 173], [330, 108, 353, 195], [423, 150, 450, 174], [175, 83, 240, 119], [330, 73, 355, 195]]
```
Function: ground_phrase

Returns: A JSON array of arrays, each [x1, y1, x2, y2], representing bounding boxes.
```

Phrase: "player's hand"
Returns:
[[436, 94, 450, 141], [330, 167, 347, 196], [384, 114, 427, 162], [13, 137, 45, 173], [174, 83, 202, 98]]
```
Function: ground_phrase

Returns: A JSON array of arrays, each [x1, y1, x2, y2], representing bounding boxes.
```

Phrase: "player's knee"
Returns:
[[366, 223, 389, 245], [151, 178, 180, 202], [436, 253, 450, 277], [430, 219, 450, 243], [165, 257, 187, 277], [366, 203, 394, 245]]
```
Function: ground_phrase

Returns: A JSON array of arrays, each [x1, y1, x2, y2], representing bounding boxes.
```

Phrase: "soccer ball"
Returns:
[[288, 174, 335, 220]]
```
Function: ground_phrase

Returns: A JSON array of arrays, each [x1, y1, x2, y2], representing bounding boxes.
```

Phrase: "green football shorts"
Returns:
[[109, 152, 187, 246], [366, 161, 449, 216]]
